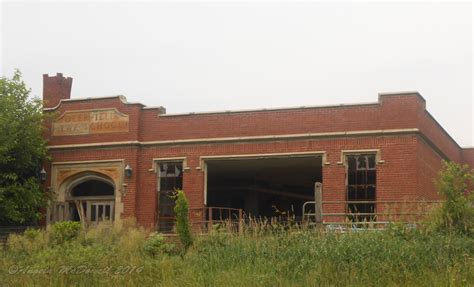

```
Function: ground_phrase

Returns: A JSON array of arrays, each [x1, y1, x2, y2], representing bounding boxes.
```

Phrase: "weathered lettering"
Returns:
[[52, 109, 129, 136]]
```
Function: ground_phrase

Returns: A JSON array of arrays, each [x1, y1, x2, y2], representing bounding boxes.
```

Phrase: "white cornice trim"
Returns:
[[48, 141, 140, 149], [51, 159, 125, 165], [46, 128, 420, 150], [160, 102, 379, 117], [43, 95, 143, 111]]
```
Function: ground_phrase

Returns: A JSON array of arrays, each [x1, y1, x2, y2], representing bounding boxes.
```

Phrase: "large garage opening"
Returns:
[[206, 156, 323, 221]]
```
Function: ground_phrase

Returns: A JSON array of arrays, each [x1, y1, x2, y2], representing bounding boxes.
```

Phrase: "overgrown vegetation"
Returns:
[[49, 221, 82, 245], [427, 160, 474, 235], [0, 70, 49, 225], [142, 232, 176, 257], [1, 221, 473, 286], [173, 189, 193, 251], [1, 161, 473, 286]]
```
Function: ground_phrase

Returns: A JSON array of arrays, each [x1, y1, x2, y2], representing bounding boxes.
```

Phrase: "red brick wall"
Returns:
[[44, 86, 465, 170], [49, 134, 425, 227], [418, 111, 462, 162], [416, 137, 444, 200], [137, 94, 422, 142], [45, 93, 425, 147], [45, 91, 465, 165], [43, 73, 72, 109], [43, 75, 471, 227], [462, 148, 474, 167]]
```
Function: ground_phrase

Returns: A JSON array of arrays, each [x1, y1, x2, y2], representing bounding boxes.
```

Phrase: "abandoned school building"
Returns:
[[41, 73, 474, 231]]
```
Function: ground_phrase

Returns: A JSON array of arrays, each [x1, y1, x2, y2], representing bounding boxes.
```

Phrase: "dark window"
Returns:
[[69, 202, 87, 222], [346, 154, 376, 221], [91, 205, 97, 221], [157, 162, 183, 232], [72, 180, 114, 197]]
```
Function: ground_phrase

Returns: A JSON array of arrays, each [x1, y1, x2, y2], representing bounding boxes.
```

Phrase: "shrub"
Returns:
[[49, 221, 82, 244], [6, 227, 47, 254], [142, 232, 175, 257], [174, 189, 193, 251], [23, 227, 43, 240], [428, 161, 474, 235]]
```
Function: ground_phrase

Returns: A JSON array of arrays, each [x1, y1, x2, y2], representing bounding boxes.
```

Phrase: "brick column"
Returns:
[[182, 156, 206, 231], [183, 168, 205, 210], [122, 151, 139, 221], [182, 156, 205, 209], [136, 154, 156, 229], [322, 153, 346, 223]]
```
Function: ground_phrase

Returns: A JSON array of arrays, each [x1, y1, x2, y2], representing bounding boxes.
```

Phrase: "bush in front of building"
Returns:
[[142, 232, 176, 257], [49, 221, 82, 245], [427, 161, 474, 236], [173, 189, 193, 251]]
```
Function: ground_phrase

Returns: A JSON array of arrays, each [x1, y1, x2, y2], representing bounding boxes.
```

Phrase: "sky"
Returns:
[[1, 1, 473, 146]]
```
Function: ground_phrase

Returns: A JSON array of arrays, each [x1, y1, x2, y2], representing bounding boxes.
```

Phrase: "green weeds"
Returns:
[[1, 221, 472, 286]]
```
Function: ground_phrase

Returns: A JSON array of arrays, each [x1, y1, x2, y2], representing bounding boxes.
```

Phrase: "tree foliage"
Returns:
[[0, 70, 48, 225], [173, 189, 193, 251], [430, 161, 474, 236]]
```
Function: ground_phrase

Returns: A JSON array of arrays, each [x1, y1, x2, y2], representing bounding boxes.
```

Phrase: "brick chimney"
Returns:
[[43, 73, 72, 109]]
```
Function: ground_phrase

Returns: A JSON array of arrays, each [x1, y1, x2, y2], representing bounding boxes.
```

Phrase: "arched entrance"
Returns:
[[48, 160, 126, 226], [67, 176, 115, 223]]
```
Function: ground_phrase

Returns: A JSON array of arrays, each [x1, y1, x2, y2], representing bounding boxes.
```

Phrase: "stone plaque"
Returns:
[[52, 109, 129, 136]]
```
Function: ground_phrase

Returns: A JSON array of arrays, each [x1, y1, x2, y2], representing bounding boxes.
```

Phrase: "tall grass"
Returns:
[[0, 219, 473, 286]]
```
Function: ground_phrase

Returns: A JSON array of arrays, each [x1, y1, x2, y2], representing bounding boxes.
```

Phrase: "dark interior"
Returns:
[[71, 180, 114, 197], [206, 156, 322, 220], [69, 180, 114, 221]]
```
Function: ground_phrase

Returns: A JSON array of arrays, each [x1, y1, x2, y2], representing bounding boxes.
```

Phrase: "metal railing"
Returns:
[[190, 206, 243, 233], [303, 200, 444, 228], [157, 206, 244, 234]]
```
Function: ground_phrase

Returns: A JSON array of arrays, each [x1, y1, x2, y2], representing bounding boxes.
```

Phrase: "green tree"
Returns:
[[430, 161, 474, 235], [173, 190, 193, 251], [0, 70, 48, 225]]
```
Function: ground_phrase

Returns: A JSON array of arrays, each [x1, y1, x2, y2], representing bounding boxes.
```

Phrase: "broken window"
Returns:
[[68, 179, 115, 224], [157, 162, 183, 232], [346, 154, 376, 221]]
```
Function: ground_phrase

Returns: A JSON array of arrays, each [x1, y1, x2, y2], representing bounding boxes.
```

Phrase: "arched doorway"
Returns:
[[48, 160, 125, 226], [68, 178, 115, 223]]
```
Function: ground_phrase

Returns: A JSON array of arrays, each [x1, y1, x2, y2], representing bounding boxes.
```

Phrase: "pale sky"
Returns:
[[1, 1, 473, 146]]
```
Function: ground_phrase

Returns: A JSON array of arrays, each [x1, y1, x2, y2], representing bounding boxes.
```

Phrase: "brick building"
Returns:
[[42, 73, 474, 230]]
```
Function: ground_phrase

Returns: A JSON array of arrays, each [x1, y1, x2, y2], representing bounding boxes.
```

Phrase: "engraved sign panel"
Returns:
[[52, 109, 129, 136]]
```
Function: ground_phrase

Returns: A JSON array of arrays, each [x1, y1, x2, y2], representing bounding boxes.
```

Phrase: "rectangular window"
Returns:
[[346, 154, 376, 221], [88, 201, 114, 223], [157, 162, 183, 232]]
